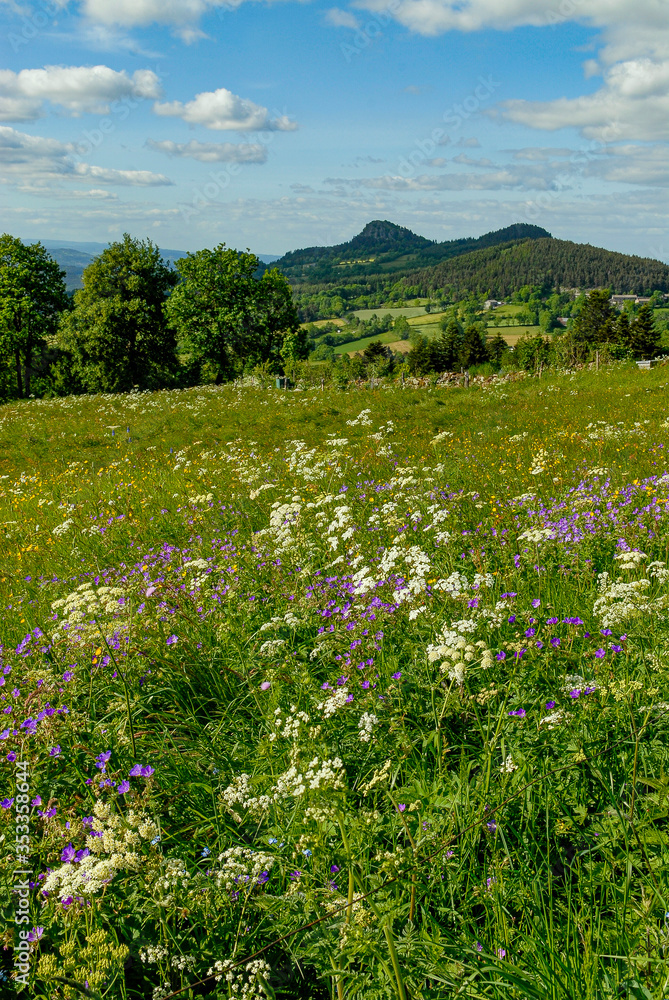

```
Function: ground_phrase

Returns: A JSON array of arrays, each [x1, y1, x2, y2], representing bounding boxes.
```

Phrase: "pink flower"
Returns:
[[260, 681, 271, 691]]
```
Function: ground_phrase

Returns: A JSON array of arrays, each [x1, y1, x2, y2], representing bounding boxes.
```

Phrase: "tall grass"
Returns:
[[2, 362, 669, 999]]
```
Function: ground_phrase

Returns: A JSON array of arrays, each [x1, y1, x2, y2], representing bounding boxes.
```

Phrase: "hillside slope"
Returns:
[[275, 220, 551, 283], [405, 237, 669, 297]]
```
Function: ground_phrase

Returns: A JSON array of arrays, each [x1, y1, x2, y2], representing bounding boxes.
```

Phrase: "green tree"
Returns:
[[487, 330, 509, 367], [0, 235, 67, 398], [363, 339, 395, 376], [630, 304, 660, 359], [58, 234, 178, 393], [459, 325, 489, 369], [166, 246, 301, 382], [407, 336, 433, 376], [393, 316, 411, 341], [571, 289, 615, 348]]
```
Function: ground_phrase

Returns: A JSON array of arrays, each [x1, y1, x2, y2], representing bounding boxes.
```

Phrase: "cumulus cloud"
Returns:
[[350, 0, 669, 142], [153, 87, 298, 131], [146, 138, 268, 163], [500, 57, 669, 141], [0, 125, 171, 186], [452, 153, 495, 167], [0, 65, 161, 121], [80, 0, 223, 30]]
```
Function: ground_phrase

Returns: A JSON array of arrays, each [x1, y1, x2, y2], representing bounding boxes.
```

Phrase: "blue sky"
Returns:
[[0, 0, 667, 259]]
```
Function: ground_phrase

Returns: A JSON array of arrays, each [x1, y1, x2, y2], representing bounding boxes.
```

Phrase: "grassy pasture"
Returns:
[[4, 365, 669, 998]]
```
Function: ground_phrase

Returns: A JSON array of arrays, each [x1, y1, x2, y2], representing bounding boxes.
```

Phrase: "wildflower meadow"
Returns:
[[4, 363, 669, 999]]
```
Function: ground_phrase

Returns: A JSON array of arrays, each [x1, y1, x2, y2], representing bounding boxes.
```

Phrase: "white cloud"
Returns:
[[74, 163, 173, 185], [153, 87, 298, 131], [80, 0, 221, 29], [325, 7, 360, 28], [583, 143, 669, 187], [452, 153, 494, 167], [324, 168, 553, 191], [146, 138, 268, 163], [500, 57, 669, 141], [0, 125, 171, 187], [0, 65, 161, 121]]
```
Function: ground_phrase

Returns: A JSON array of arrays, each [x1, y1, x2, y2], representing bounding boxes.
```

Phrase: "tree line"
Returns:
[[0, 234, 308, 401]]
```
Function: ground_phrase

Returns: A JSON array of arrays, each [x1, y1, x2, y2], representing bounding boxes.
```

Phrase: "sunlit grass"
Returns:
[[3, 362, 669, 999]]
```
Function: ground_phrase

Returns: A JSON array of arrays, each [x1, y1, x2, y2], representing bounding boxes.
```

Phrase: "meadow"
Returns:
[[3, 363, 669, 999]]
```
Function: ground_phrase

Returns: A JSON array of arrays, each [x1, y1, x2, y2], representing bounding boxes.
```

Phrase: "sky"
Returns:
[[0, 0, 667, 259]]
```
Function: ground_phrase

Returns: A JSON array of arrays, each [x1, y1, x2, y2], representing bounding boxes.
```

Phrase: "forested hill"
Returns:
[[274, 220, 551, 282], [404, 238, 669, 298]]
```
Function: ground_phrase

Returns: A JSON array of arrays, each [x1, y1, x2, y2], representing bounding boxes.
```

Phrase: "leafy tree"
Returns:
[[0, 235, 67, 398], [570, 289, 615, 347], [516, 333, 552, 371], [167, 246, 301, 381], [58, 234, 178, 393], [630, 305, 660, 359], [393, 316, 411, 340]]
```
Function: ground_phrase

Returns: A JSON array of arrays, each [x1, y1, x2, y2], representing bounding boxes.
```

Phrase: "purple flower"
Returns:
[[546, 617, 558, 625], [31, 796, 41, 806], [600, 628, 613, 636], [129, 764, 142, 777], [61, 844, 76, 863], [525, 628, 536, 638], [391, 672, 401, 680], [141, 765, 154, 777], [611, 644, 623, 653], [289, 870, 302, 880], [49, 745, 61, 757], [95, 750, 111, 771], [570, 689, 581, 700], [535, 641, 544, 650], [118, 781, 130, 794], [594, 648, 606, 658], [496, 651, 506, 661], [44, 807, 57, 818], [27, 927, 43, 942], [486, 821, 497, 832], [550, 638, 560, 648], [545, 701, 556, 710], [166, 635, 178, 646], [532, 599, 541, 608], [6, 751, 16, 762], [260, 681, 271, 690], [497, 948, 506, 959], [257, 871, 270, 885], [330, 864, 340, 873], [61, 897, 74, 907], [468, 598, 479, 608], [584, 686, 596, 695], [507, 615, 516, 624], [1, 798, 13, 809], [62, 671, 74, 682], [397, 803, 406, 812], [475, 941, 483, 953]]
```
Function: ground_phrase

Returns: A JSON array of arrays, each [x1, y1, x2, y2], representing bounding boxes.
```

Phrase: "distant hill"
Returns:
[[30, 239, 280, 291], [274, 221, 551, 283], [404, 238, 669, 298]]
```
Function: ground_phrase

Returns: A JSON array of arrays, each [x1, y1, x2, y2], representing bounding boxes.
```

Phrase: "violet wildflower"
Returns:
[[129, 764, 142, 777], [1, 798, 14, 809], [391, 671, 401, 680], [49, 746, 61, 757], [61, 844, 76, 863], [6, 751, 16, 762], [570, 689, 581, 699], [27, 927, 43, 942], [550, 638, 560, 648], [166, 635, 178, 645], [397, 803, 406, 812], [117, 781, 130, 794], [532, 599, 541, 608], [545, 701, 556, 710], [496, 651, 506, 661], [62, 671, 74, 682], [595, 649, 606, 658], [260, 681, 271, 690]]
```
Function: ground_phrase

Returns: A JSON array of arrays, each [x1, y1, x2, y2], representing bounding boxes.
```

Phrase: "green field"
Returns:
[[5, 365, 669, 998], [352, 306, 430, 320]]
